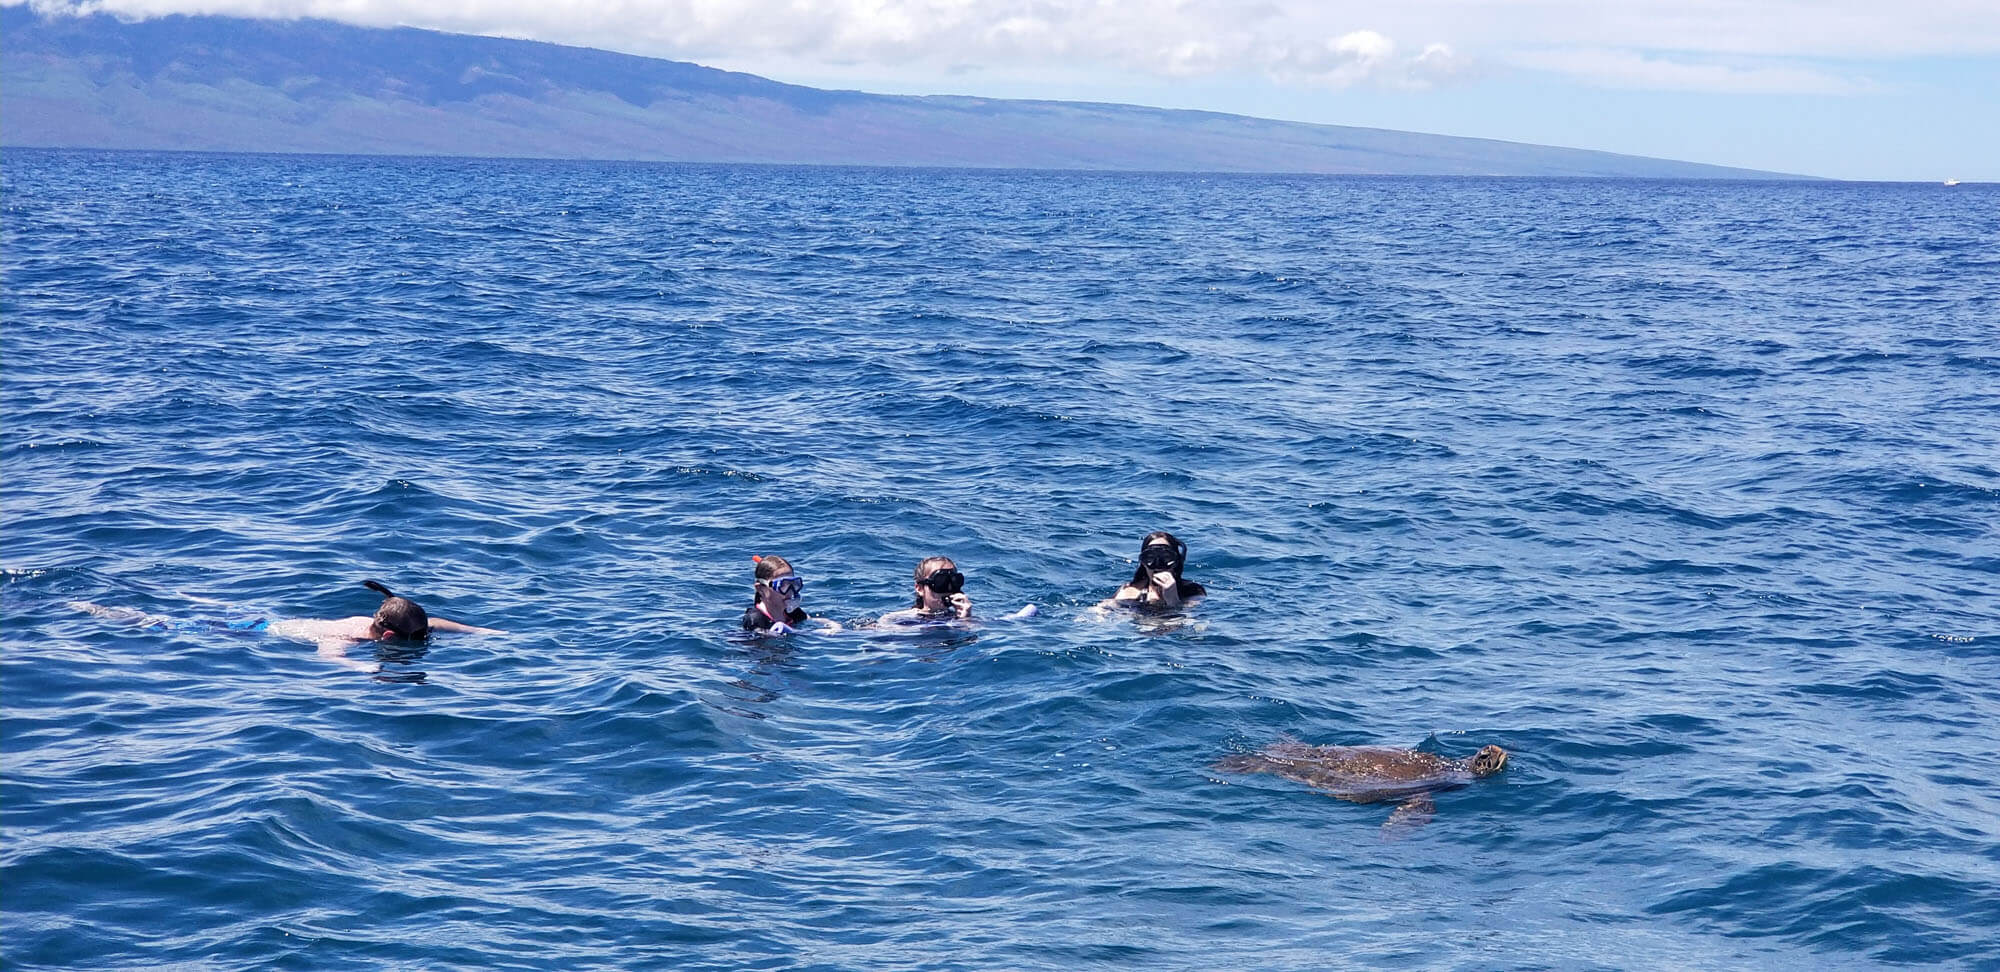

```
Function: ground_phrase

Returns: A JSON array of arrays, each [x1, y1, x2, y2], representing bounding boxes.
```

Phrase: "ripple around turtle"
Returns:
[[4, 153, 1999, 970]]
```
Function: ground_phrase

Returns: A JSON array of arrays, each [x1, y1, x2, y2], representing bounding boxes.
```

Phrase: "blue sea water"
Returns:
[[3, 149, 1997, 970]]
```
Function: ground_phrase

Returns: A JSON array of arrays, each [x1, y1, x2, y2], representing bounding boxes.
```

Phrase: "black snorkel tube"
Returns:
[[362, 579, 431, 641]]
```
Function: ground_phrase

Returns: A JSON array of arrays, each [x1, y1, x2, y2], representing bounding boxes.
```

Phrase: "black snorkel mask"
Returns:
[[1140, 540, 1186, 575], [921, 568, 965, 596]]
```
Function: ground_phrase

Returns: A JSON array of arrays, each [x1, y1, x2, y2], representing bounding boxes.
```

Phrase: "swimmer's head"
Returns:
[[912, 556, 963, 608], [363, 580, 430, 640], [1128, 531, 1188, 587], [752, 555, 802, 607], [1469, 745, 1509, 777], [752, 555, 793, 581]]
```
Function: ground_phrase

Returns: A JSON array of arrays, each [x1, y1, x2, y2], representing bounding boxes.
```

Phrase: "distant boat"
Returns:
[[1944, 178, 1961, 186]]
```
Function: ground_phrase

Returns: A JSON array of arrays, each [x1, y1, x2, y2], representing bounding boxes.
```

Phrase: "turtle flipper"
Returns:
[[1382, 793, 1437, 839]]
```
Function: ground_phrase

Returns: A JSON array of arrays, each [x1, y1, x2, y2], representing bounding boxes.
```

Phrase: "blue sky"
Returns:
[[28, 0, 2000, 180]]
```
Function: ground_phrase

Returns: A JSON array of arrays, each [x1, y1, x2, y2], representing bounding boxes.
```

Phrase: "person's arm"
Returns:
[[813, 617, 845, 633], [430, 617, 505, 635], [315, 637, 380, 674]]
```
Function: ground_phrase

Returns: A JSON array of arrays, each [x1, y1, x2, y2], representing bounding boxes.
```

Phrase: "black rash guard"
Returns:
[[742, 604, 810, 631]]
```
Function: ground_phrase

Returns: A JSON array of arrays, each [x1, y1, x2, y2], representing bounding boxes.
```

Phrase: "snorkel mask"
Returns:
[[1140, 540, 1185, 577], [766, 574, 803, 611], [752, 556, 804, 612], [920, 568, 965, 596]]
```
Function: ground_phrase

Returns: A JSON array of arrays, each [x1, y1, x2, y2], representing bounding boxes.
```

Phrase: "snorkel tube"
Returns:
[[362, 580, 430, 640]]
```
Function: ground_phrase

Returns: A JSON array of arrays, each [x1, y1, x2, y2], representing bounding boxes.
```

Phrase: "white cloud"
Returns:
[[1410, 43, 1470, 84], [1261, 29, 1467, 89], [24, 0, 1463, 88], [24, 0, 2000, 94], [1517, 48, 1876, 95]]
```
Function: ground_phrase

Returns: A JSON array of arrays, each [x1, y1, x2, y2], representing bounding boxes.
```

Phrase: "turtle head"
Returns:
[[1468, 745, 1508, 777]]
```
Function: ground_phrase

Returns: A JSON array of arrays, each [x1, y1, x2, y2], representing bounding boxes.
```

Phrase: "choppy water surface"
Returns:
[[4, 150, 1997, 969]]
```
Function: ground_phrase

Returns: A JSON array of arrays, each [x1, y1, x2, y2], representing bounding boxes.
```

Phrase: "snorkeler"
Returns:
[[270, 580, 503, 672], [876, 556, 975, 625], [873, 556, 1039, 626], [71, 580, 503, 673], [1106, 531, 1206, 610], [741, 555, 842, 635]]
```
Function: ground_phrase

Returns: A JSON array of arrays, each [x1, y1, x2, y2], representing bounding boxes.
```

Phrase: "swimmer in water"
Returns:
[[1105, 531, 1206, 611], [72, 580, 503, 674], [876, 556, 975, 626], [740, 555, 842, 635]]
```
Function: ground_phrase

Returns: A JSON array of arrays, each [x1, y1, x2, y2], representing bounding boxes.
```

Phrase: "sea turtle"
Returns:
[[1214, 740, 1509, 835]]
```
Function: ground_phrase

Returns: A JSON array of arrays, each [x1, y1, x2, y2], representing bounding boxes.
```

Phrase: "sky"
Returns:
[[28, 0, 2000, 180]]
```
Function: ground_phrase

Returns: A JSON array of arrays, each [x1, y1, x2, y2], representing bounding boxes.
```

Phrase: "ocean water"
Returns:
[[3, 149, 1997, 970]]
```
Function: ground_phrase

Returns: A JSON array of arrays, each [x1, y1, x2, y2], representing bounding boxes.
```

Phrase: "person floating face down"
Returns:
[[877, 556, 973, 625], [1110, 531, 1206, 610], [70, 581, 501, 675], [272, 580, 504, 672], [741, 555, 842, 635], [60, 579, 496, 674]]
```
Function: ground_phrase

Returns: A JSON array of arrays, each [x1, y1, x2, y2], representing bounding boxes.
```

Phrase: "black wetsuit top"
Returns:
[[1129, 579, 1206, 607], [742, 605, 809, 631]]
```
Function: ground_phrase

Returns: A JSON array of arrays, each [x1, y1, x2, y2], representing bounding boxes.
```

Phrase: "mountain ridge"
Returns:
[[1, 9, 1804, 178]]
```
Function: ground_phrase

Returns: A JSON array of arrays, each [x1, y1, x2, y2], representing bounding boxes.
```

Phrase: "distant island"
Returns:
[[1, 9, 1800, 178]]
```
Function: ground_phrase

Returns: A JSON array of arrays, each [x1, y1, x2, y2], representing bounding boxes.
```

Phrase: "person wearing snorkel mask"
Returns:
[[70, 579, 504, 674], [741, 555, 840, 635], [275, 580, 505, 672], [877, 556, 974, 625], [1109, 531, 1206, 610]]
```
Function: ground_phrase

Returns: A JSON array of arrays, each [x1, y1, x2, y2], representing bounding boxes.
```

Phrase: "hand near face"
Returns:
[[948, 593, 972, 619], [760, 584, 797, 620]]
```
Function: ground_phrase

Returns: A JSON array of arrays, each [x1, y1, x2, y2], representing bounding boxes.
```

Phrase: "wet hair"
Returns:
[[752, 555, 794, 599], [1127, 531, 1189, 588], [363, 580, 430, 639], [1468, 745, 1509, 777], [912, 556, 957, 608]]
